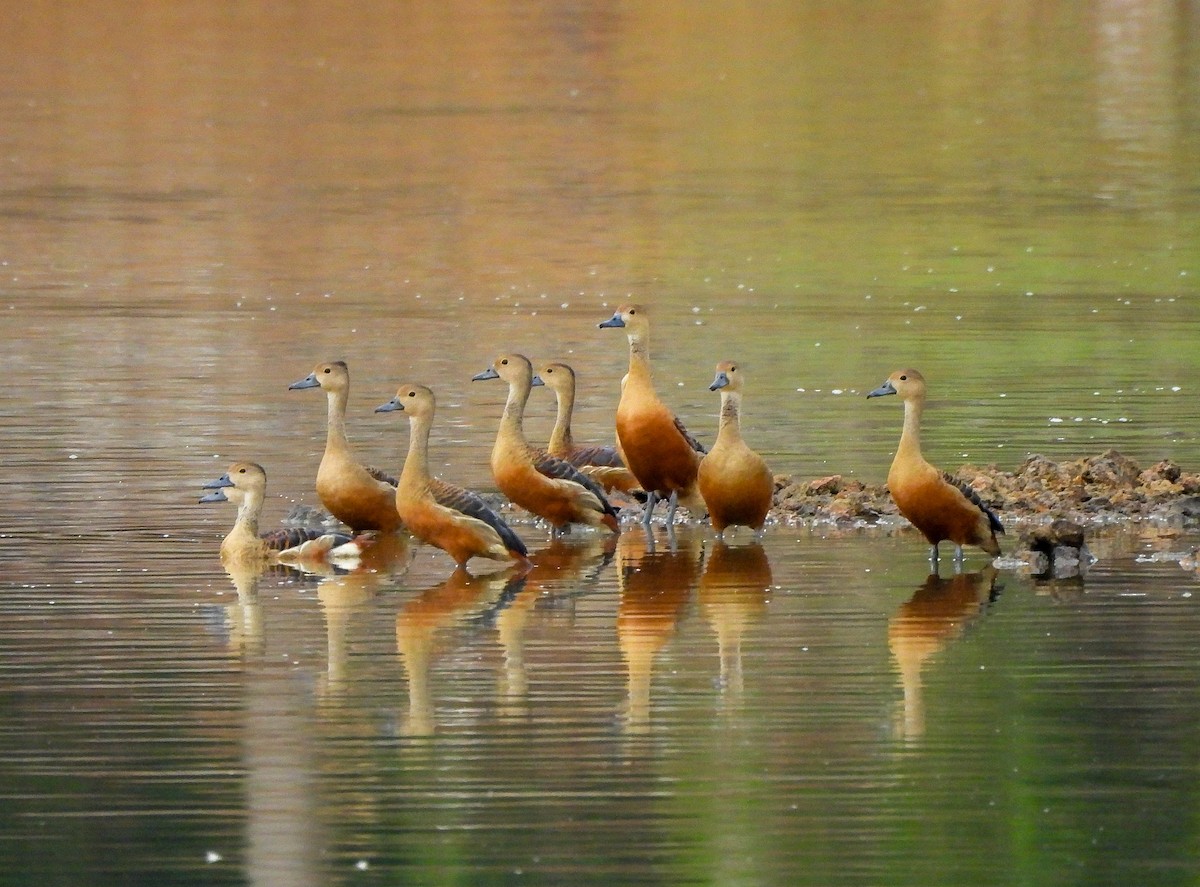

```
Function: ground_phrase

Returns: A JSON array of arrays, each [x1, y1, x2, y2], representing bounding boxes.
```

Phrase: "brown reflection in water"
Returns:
[[888, 566, 997, 741], [312, 533, 412, 702], [218, 562, 269, 656], [394, 566, 524, 737], [495, 535, 616, 718], [698, 541, 772, 706], [616, 527, 704, 732]]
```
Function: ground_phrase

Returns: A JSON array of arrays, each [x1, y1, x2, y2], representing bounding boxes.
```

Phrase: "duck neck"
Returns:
[[231, 492, 262, 541], [897, 397, 924, 460], [500, 377, 530, 440], [716, 391, 745, 445], [401, 414, 432, 486], [324, 387, 351, 454], [548, 384, 575, 451], [626, 330, 652, 386]]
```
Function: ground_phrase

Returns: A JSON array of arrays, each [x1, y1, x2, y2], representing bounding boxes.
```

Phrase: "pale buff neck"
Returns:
[[499, 376, 531, 439], [324, 387, 351, 454], [626, 330, 652, 385], [716, 391, 746, 446], [400, 413, 432, 488], [548, 384, 575, 451], [230, 491, 262, 541], [896, 396, 924, 460]]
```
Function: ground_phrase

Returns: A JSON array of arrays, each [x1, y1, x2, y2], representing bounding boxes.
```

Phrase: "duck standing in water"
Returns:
[[599, 304, 706, 525], [472, 353, 620, 534], [867, 368, 1003, 565], [535, 360, 643, 498], [375, 383, 529, 569], [289, 361, 404, 534], [199, 461, 351, 564], [698, 361, 774, 537]]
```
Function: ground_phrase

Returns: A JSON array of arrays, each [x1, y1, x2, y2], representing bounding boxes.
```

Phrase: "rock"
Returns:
[[807, 475, 843, 495]]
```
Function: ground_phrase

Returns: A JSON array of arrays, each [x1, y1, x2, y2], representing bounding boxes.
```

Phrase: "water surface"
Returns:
[[2, 1, 1199, 884]]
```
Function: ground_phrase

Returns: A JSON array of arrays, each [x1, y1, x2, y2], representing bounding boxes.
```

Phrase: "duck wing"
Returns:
[[429, 478, 528, 557], [674, 417, 707, 454], [566, 443, 626, 469], [942, 471, 1004, 535], [364, 464, 399, 487], [532, 448, 621, 521]]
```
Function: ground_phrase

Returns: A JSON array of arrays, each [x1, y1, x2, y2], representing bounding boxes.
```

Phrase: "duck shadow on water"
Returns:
[[888, 565, 1001, 742]]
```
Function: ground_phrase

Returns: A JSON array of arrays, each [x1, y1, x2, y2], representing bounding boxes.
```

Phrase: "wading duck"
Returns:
[[535, 360, 643, 497], [598, 304, 706, 524], [698, 361, 774, 536], [375, 383, 530, 568], [199, 461, 351, 564], [472, 353, 620, 534], [289, 361, 404, 534], [867, 368, 1003, 564]]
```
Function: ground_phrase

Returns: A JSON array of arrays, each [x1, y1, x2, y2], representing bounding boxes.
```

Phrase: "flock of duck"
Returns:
[[199, 303, 1004, 572]]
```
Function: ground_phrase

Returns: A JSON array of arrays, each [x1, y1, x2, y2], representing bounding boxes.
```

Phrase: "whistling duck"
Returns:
[[375, 383, 530, 568], [199, 461, 350, 564], [535, 361, 643, 497], [867, 368, 1003, 564], [697, 361, 774, 536], [472, 353, 620, 534], [289, 361, 404, 534], [598, 304, 706, 524]]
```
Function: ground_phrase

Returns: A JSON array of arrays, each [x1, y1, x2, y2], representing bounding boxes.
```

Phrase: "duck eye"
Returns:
[[899, 374, 907, 381], [501, 359, 508, 365], [407, 391, 416, 398], [323, 367, 331, 374], [628, 309, 637, 315], [238, 467, 246, 474]]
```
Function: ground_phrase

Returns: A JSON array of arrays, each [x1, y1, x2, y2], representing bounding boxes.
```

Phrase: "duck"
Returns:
[[472, 353, 620, 534], [288, 361, 404, 534], [375, 383, 530, 569], [199, 461, 352, 564], [697, 361, 775, 536], [535, 360, 643, 497], [867, 368, 1003, 564], [598, 304, 707, 525]]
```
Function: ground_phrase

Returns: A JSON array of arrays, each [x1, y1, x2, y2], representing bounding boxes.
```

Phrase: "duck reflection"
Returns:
[[494, 535, 616, 718], [395, 565, 525, 737], [217, 561, 270, 656], [698, 541, 772, 704], [312, 532, 411, 702], [888, 566, 998, 741], [616, 526, 704, 732]]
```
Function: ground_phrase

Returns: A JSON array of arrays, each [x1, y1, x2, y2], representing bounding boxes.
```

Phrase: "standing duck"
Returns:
[[535, 360, 643, 497], [867, 368, 1003, 564], [598, 304, 706, 525], [472, 353, 620, 534], [199, 461, 350, 564], [698, 361, 774, 536], [288, 361, 404, 534], [375, 383, 529, 569]]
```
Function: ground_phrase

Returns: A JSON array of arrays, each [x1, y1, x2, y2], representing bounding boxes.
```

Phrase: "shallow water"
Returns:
[[2, 1, 1200, 884]]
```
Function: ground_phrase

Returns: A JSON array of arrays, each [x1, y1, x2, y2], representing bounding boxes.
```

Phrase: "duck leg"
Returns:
[[641, 491, 658, 526], [665, 491, 680, 525], [928, 543, 940, 564]]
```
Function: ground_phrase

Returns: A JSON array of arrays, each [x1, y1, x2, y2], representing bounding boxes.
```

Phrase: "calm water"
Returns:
[[2, 1, 1200, 884]]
